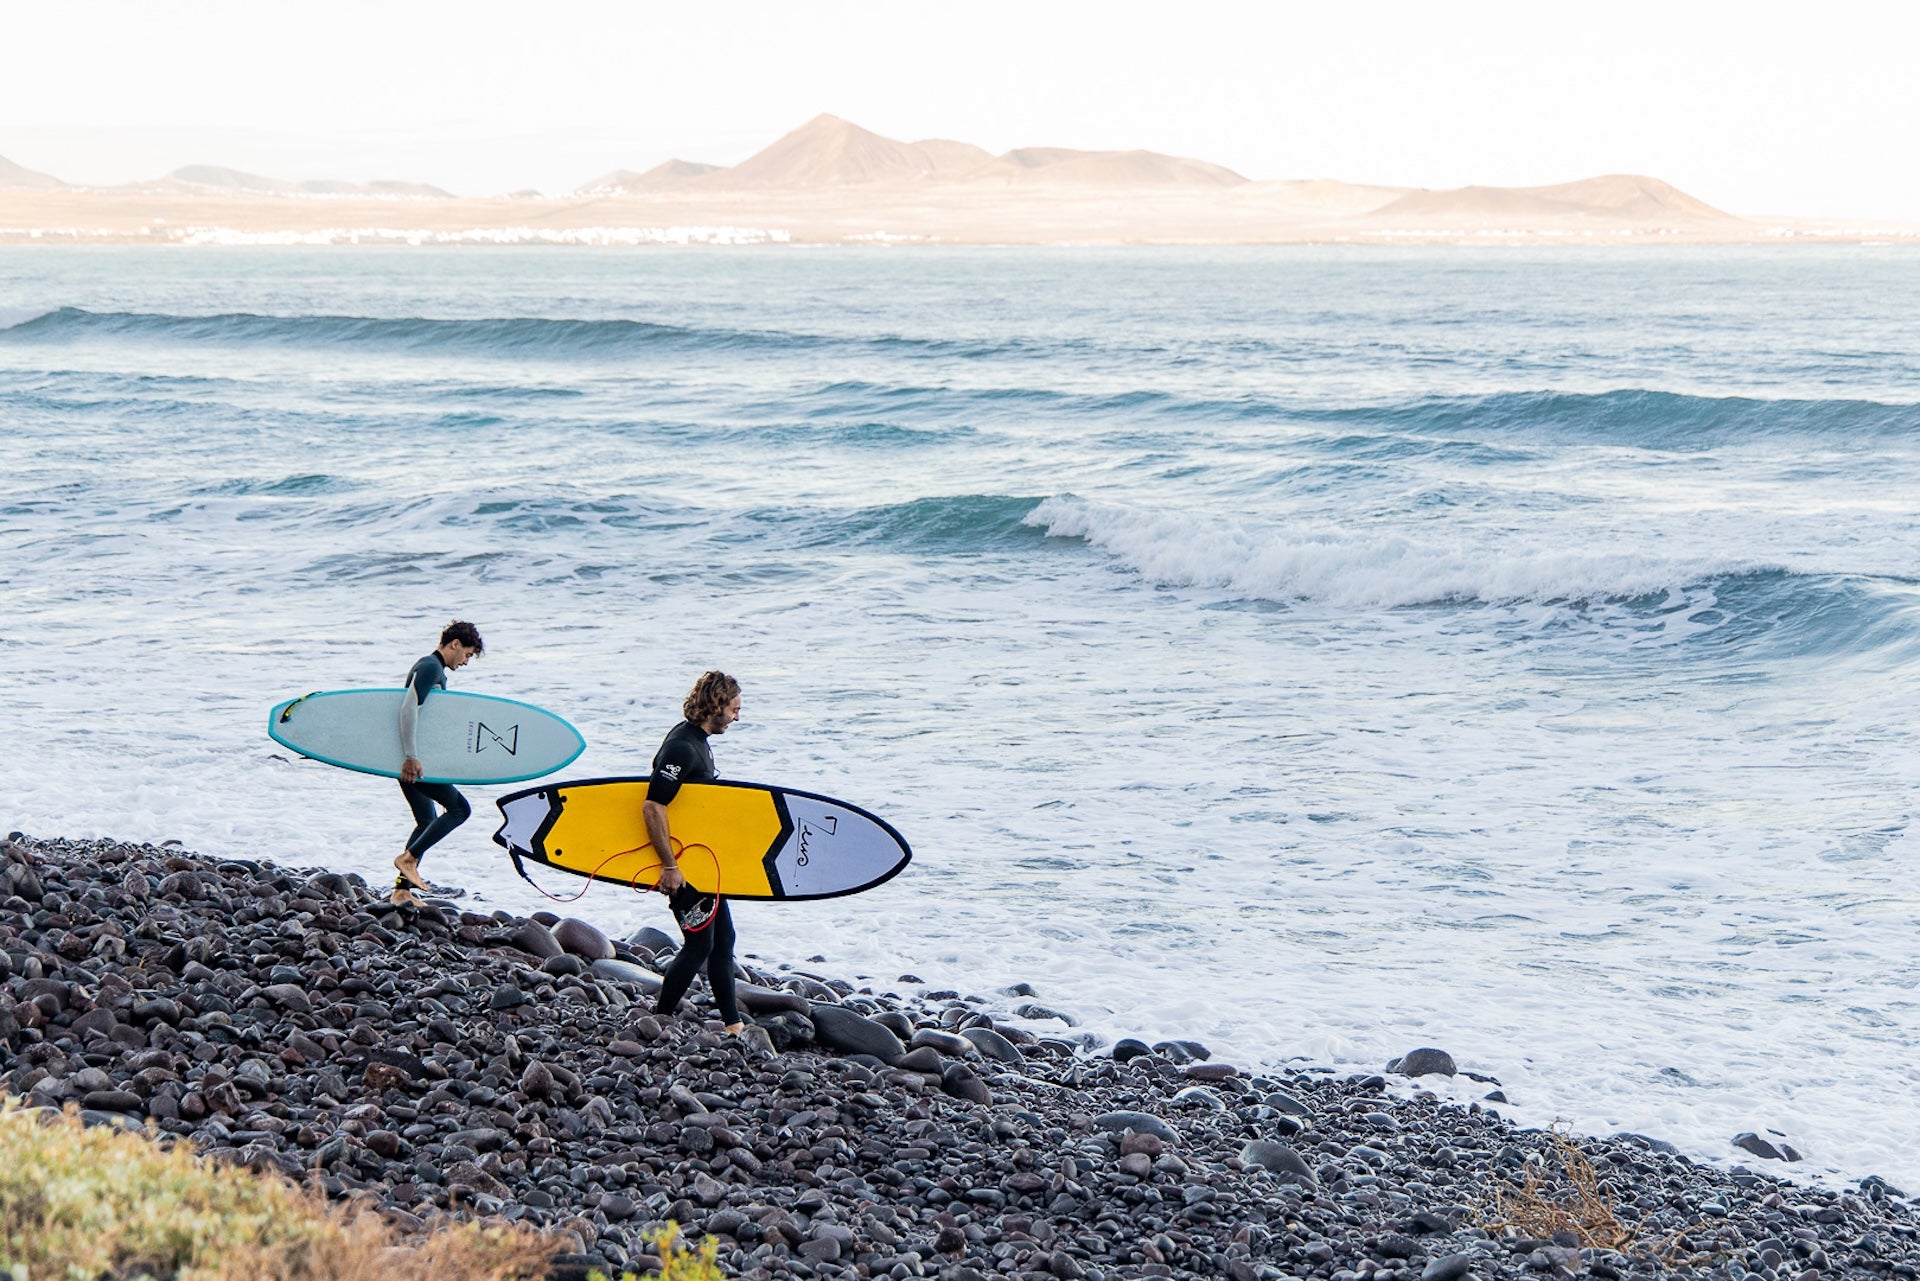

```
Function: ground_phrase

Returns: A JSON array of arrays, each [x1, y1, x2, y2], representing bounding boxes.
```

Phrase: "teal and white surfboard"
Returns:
[[268, 689, 585, 786]]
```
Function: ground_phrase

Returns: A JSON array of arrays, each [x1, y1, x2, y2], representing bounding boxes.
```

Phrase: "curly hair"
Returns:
[[440, 620, 484, 654], [683, 670, 740, 726]]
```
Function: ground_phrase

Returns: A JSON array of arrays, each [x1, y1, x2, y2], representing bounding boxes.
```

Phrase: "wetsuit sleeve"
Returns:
[[397, 660, 438, 760], [647, 738, 701, 806]]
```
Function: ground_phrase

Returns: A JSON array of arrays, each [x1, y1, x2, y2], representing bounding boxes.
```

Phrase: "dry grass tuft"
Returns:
[[0, 1096, 557, 1281], [1483, 1123, 1638, 1253], [1480, 1122, 1728, 1270]]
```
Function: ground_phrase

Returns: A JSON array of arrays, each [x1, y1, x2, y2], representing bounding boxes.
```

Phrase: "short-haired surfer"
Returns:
[[645, 670, 745, 1033], [392, 621, 484, 907]]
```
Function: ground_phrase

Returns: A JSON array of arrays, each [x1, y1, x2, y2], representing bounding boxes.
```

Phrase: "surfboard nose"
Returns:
[[493, 790, 554, 856]]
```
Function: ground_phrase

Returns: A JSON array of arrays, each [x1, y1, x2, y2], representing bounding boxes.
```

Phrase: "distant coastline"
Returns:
[[2, 115, 1914, 246]]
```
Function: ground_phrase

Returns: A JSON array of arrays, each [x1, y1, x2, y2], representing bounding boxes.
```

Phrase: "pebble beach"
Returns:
[[5, 832, 1918, 1281]]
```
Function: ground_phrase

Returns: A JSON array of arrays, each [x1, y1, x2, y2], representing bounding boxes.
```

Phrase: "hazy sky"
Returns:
[[6, 0, 1917, 217]]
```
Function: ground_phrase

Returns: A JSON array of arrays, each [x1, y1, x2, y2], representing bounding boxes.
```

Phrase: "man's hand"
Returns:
[[657, 863, 686, 894], [401, 757, 423, 783]]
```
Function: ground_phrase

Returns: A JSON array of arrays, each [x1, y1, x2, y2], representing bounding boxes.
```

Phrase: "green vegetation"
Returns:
[[590, 1223, 725, 1281], [0, 1096, 555, 1281]]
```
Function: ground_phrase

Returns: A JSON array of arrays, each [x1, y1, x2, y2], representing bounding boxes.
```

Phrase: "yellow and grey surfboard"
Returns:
[[492, 777, 911, 901]]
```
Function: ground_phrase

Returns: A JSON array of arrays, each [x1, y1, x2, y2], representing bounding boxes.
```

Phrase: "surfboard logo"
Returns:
[[796, 815, 837, 867], [473, 721, 520, 756]]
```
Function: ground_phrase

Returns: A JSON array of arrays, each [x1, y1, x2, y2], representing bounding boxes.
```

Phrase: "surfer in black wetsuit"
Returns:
[[646, 670, 745, 1033], [392, 620, 484, 907]]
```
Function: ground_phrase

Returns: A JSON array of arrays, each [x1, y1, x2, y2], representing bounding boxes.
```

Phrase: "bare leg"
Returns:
[[394, 849, 430, 890]]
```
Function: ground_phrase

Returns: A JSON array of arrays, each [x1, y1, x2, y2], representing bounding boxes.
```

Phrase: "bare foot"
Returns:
[[724, 1022, 746, 1035], [393, 850, 429, 890], [390, 884, 421, 908]]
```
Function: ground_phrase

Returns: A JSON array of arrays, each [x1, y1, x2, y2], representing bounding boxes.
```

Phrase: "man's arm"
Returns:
[[644, 742, 696, 893], [642, 799, 684, 893], [397, 662, 433, 783]]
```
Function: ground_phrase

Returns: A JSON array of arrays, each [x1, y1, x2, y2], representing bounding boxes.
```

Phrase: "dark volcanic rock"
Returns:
[[1094, 1110, 1178, 1143], [939, 1061, 992, 1105], [895, 1045, 944, 1074], [5, 830, 1916, 1281], [508, 920, 562, 959], [553, 916, 614, 960], [736, 982, 810, 1016], [626, 925, 676, 953], [959, 1025, 1024, 1065], [587, 958, 661, 995], [1733, 1130, 1800, 1161], [1394, 1046, 1459, 1077], [809, 1003, 906, 1064], [907, 1027, 976, 1058], [1240, 1139, 1317, 1186]]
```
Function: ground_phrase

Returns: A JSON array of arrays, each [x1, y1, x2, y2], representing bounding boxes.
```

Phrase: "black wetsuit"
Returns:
[[649, 719, 740, 1026], [396, 652, 470, 878]]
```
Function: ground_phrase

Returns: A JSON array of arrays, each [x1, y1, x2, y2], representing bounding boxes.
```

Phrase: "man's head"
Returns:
[[438, 620, 484, 669], [684, 670, 742, 736]]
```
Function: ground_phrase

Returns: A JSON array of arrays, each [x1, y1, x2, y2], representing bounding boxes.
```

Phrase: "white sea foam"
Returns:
[[1025, 495, 1764, 609]]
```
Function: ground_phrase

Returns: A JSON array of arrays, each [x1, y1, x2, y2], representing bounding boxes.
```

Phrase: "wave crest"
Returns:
[[1304, 389, 1920, 450], [1024, 496, 1763, 609], [0, 306, 827, 358]]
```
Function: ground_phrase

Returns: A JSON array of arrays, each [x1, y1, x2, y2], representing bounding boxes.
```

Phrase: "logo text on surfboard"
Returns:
[[796, 815, 836, 867], [471, 721, 520, 755]]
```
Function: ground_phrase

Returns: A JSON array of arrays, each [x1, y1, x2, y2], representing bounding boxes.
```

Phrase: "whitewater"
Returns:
[[3, 244, 1920, 1191]]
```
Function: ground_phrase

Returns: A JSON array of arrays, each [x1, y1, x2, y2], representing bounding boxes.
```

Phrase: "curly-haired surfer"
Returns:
[[645, 670, 745, 1032], [391, 620, 484, 907]]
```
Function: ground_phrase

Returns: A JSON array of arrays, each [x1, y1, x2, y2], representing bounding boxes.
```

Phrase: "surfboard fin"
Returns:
[[276, 693, 319, 724]]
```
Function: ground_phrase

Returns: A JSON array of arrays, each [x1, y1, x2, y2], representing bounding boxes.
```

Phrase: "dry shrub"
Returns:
[[1481, 1122, 1725, 1269], [0, 1097, 556, 1281], [1483, 1123, 1638, 1253]]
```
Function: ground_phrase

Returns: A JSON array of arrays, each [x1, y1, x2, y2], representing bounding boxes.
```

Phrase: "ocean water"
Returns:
[[4, 245, 1920, 1189]]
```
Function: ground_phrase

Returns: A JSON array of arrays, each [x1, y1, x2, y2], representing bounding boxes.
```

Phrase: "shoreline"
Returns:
[[4, 831, 1917, 1280], [4, 229, 1918, 249], [2, 190, 1918, 250]]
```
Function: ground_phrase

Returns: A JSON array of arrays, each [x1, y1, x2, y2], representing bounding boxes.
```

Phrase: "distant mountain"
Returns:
[[1372, 174, 1735, 223], [578, 159, 723, 196], [362, 180, 454, 198], [1241, 178, 1410, 217], [993, 146, 1247, 189], [166, 165, 294, 194], [0, 120, 1753, 246], [0, 154, 66, 190], [712, 114, 1000, 188], [151, 165, 451, 198], [589, 115, 1252, 193]]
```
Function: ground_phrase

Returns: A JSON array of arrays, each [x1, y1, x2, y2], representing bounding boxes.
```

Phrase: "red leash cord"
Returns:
[[517, 839, 724, 930]]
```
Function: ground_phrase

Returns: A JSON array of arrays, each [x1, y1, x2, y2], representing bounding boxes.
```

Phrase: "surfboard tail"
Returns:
[[494, 788, 558, 859]]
